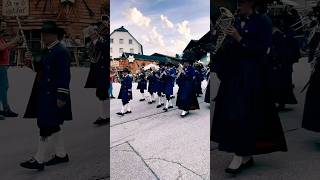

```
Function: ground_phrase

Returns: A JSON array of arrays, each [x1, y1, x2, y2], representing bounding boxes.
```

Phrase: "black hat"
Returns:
[[41, 21, 64, 34], [123, 68, 130, 73]]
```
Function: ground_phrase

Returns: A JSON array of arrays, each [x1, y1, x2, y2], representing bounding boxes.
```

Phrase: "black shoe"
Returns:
[[225, 158, 254, 175], [110, 96, 115, 99], [124, 111, 132, 114], [2, 110, 18, 117], [163, 108, 168, 112], [116, 112, 125, 116], [152, 100, 156, 103], [93, 117, 109, 125], [20, 158, 44, 170], [148, 101, 153, 104], [139, 99, 145, 102], [45, 155, 69, 166], [168, 106, 173, 109], [156, 104, 163, 108]]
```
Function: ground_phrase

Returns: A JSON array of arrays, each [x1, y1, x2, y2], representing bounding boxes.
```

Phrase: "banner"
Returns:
[[2, 0, 29, 16]]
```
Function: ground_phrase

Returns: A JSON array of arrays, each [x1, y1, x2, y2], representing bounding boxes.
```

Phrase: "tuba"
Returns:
[[211, 7, 235, 56]]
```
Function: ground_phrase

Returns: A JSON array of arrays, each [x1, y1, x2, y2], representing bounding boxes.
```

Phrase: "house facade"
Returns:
[[110, 26, 143, 59]]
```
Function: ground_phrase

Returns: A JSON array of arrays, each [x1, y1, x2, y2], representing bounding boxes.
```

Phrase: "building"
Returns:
[[112, 53, 178, 74], [0, 0, 107, 65], [110, 26, 143, 59]]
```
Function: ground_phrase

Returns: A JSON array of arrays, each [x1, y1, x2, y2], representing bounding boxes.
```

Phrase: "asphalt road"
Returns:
[[110, 81, 210, 180], [0, 68, 109, 180], [211, 58, 320, 180]]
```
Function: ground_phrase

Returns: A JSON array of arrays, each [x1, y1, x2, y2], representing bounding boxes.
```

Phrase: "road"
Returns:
[[211, 58, 320, 180], [110, 81, 210, 179], [0, 68, 109, 180]]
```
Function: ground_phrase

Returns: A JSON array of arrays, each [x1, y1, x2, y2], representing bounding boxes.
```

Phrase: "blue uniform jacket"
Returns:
[[24, 42, 72, 128], [118, 75, 133, 102]]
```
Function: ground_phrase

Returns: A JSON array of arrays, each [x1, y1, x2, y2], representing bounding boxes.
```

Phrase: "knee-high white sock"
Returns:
[[158, 97, 162, 105], [34, 137, 49, 163], [228, 155, 243, 169], [165, 100, 169, 109], [141, 93, 145, 99], [51, 130, 67, 158], [121, 105, 126, 113], [127, 103, 131, 112], [100, 100, 109, 119], [151, 94, 154, 101], [169, 99, 173, 107]]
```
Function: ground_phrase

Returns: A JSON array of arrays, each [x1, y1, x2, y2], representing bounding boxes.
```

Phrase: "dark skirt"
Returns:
[[302, 68, 320, 132], [176, 80, 200, 111], [211, 62, 287, 156]]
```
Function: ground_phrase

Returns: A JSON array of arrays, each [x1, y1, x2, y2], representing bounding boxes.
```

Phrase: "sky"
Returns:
[[110, 0, 210, 56]]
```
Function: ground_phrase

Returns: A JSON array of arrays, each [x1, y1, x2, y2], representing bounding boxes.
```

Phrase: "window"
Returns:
[[129, 39, 133, 44], [119, 48, 124, 54], [119, 39, 124, 44], [130, 48, 134, 53], [110, 39, 113, 43]]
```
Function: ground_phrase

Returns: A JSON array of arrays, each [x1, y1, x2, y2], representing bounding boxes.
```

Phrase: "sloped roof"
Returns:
[[121, 53, 169, 63]]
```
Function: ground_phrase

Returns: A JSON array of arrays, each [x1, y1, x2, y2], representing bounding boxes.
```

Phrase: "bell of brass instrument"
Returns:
[[212, 7, 235, 56]]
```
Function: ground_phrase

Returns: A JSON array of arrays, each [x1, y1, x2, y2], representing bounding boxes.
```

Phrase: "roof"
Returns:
[[110, 26, 144, 54], [183, 31, 211, 60], [121, 53, 172, 64], [151, 53, 180, 61]]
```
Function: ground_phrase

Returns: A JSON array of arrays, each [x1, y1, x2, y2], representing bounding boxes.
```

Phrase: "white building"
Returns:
[[110, 26, 143, 59]]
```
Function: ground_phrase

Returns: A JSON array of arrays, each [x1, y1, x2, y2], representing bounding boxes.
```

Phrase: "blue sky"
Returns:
[[110, 0, 210, 56]]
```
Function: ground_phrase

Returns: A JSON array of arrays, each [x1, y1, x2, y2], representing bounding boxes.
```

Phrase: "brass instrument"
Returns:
[[212, 7, 235, 56], [176, 64, 185, 79]]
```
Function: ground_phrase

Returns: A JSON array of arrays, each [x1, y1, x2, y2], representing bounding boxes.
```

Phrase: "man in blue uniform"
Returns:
[[117, 68, 133, 116], [21, 21, 72, 170], [194, 63, 205, 97], [155, 63, 166, 108], [84, 21, 109, 126], [137, 67, 147, 101], [176, 58, 199, 117], [163, 63, 176, 112], [147, 68, 157, 104]]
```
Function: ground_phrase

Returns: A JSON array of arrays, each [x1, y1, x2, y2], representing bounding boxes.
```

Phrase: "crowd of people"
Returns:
[[211, 0, 320, 175], [114, 59, 210, 117]]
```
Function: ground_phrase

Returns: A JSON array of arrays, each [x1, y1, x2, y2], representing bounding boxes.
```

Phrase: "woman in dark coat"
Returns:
[[266, 22, 299, 110], [117, 68, 133, 116], [211, 0, 287, 174], [147, 68, 157, 104], [302, 28, 320, 132], [137, 68, 147, 101], [176, 60, 200, 117]]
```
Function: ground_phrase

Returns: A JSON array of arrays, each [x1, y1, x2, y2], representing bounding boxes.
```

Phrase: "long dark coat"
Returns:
[[118, 75, 133, 103], [84, 37, 109, 89], [163, 68, 176, 96], [211, 13, 287, 156], [147, 73, 157, 94], [204, 79, 210, 103], [302, 32, 320, 132], [266, 30, 299, 105], [137, 73, 147, 90], [194, 69, 204, 95], [24, 43, 72, 128], [176, 66, 200, 111]]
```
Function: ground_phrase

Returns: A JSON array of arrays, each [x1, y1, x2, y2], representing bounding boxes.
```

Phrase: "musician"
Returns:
[[136, 67, 147, 101], [302, 18, 320, 133], [162, 63, 176, 111], [155, 62, 166, 108], [21, 21, 72, 170], [176, 57, 199, 117], [0, 20, 20, 119], [211, 0, 287, 174], [84, 21, 109, 126], [266, 17, 299, 110], [147, 68, 157, 104], [117, 68, 133, 116], [194, 63, 205, 97]]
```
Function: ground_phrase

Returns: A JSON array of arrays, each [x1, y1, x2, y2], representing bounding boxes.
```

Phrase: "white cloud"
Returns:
[[125, 7, 151, 27], [160, 15, 174, 29], [177, 20, 192, 40]]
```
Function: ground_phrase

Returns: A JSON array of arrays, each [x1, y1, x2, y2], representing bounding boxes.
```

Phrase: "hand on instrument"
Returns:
[[225, 26, 242, 42], [57, 99, 66, 108], [15, 34, 24, 45], [24, 51, 33, 68]]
